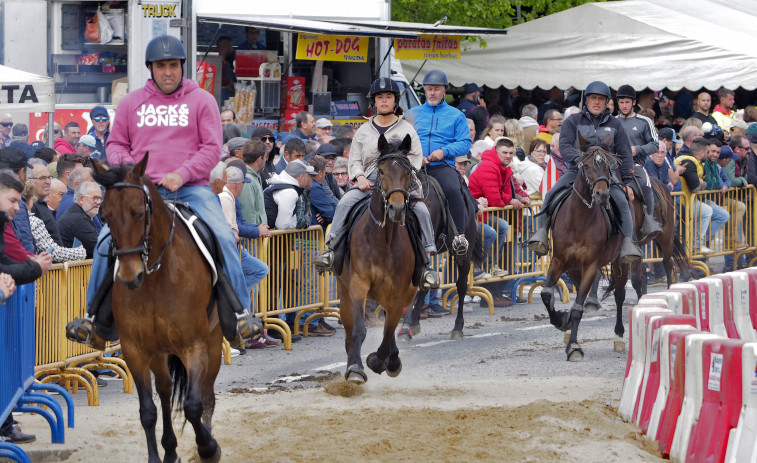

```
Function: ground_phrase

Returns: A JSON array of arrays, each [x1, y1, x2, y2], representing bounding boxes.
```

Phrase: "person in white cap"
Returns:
[[315, 118, 333, 144], [76, 134, 102, 161]]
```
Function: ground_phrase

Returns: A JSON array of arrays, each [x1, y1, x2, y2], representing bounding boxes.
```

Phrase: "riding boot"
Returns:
[[638, 207, 663, 243], [619, 236, 643, 265], [525, 226, 550, 256], [451, 234, 469, 256]]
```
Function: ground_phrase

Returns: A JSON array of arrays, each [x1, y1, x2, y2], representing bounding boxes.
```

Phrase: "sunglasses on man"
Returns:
[[92, 116, 109, 122], [0, 122, 12, 128]]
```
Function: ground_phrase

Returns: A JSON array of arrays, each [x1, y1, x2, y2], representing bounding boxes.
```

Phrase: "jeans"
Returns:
[[691, 200, 712, 250], [479, 222, 496, 268], [87, 185, 251, 312], [240, 248, 268, 295], [706, 200, 730, 240], [486, 216, 509, 268]]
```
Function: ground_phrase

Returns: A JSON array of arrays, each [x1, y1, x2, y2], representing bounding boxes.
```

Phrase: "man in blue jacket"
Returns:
[[406, 70, 473, 255], [306, 155, 335, 230]]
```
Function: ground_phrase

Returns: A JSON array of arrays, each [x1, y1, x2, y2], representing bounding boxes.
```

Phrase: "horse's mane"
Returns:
[[93, 164, 140, 189]]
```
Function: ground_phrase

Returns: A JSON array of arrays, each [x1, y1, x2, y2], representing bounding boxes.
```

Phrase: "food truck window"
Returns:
[[52, 2, 128, 104]]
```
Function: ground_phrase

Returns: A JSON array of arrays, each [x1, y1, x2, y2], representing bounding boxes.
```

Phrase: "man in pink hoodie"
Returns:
[[69, 35, 259, 349]]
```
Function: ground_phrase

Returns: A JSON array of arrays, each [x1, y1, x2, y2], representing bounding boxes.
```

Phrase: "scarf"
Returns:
[[527, 154, 547, 169]]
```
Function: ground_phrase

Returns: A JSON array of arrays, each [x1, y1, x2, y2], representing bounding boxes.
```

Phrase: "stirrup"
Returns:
[[233, 312, 263, 347], [451, 234, 469, 256], [313, 249, 334, 273], [419, 268, 440, 291], [65, 315, 107, 351]]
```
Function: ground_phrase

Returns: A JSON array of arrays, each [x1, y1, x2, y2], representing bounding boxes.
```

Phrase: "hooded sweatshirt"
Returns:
[[106, 78, 222, 186]]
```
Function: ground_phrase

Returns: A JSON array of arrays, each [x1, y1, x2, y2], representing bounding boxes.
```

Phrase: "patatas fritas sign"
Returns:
[[394, 35, 461, 60], [295, 33, 369, 62]]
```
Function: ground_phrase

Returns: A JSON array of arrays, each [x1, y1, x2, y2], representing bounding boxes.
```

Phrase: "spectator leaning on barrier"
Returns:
[[28, 158, 62, 245], [715, 145, 748, 251], [237, 139, 269, 232], [645, 141, 672, 191], [0, 148, 35, 256], [0, 168, 52, 445], [702, 138, 731, 248], [23, 181, 86, 262], [306, 155, 335, 229], [264, 159, 315, 230], [57, 181, 102, 258], [675, 137, 716, 254]]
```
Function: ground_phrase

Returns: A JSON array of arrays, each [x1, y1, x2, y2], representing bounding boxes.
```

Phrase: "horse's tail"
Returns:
[[168, 354, 188, 417]]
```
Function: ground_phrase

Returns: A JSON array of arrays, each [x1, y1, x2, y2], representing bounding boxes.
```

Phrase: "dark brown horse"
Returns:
[[92, 155, 222, 463], [540, 146, 624, 361], [338, 134, 420, 383]]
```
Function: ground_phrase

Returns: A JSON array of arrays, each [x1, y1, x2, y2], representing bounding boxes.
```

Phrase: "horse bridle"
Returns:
[[107, 182, 176, 275], [369, 159, 412, 228], [574, 152, 615, 209]]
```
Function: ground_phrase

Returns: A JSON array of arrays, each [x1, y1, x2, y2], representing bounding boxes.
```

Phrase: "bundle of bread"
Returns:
[[233, 81, 257, 125]]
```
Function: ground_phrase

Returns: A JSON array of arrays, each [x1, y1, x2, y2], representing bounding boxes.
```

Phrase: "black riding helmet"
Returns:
[[616, 84, 636, 101], [145, 35, 187, 94], [369, 77, 402, 116]]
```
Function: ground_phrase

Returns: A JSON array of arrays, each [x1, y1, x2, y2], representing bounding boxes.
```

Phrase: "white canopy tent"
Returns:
[[401, 0, 757, 91], [0, 64, 55, 113]]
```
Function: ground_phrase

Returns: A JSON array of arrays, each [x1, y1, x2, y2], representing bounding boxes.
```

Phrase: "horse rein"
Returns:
[[574, 150, 618, 209], [108, 182, 177, 275]]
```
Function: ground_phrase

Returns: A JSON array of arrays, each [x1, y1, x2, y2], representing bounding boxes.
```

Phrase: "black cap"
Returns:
[[463, 83, 483, 94], [315, 143, 337, 157], [251, 126, 273, 138], [0, 147, 31, 170]]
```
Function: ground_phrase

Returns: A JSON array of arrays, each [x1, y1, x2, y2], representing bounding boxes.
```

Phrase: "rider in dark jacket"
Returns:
[[525, 81, 643, 264]]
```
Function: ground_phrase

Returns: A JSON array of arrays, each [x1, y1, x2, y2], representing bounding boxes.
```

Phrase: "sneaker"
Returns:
[[229, 348, 241, 357], [699, 245, 714, 255], [262, 334, 280, 347], [473, 271, 492, 281], [319, 319, 336, 331], [3, 427, 36, 444], [712, 237, 723, 251], [481, 297, 513, 307], [428, 303, 450, 316], [308, 323, 336, 337], [421, 305, 443, 318], [492, 266, 509, 277], [267, 329, 302, 343]]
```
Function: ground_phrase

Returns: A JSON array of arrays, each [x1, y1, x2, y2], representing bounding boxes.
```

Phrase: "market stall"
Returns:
[[0, 64, 56, 144]]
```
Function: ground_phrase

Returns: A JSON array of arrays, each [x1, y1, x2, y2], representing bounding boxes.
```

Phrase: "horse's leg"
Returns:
[[181, 350, 220, 462], [613, 260, 629, 353], [542, 257, 570, 331], [200, 328, 222, 430], [630, 260, 646, 299], [584, 270, 602, 311], [451, 258, 471, 340], [150, 355, 178, 463], [129, 351, 162, 463], [399, 290, 425, 341], [566, 265, 600, 362], [345, 279, 369, 384], [367, 302, 404, 376]]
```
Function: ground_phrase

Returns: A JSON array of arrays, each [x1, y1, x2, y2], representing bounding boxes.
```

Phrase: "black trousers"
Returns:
[[426, 164, 468, 235]]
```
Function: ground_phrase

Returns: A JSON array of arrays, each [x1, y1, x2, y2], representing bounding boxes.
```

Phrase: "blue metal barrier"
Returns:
[[0, 284, 74, 462]]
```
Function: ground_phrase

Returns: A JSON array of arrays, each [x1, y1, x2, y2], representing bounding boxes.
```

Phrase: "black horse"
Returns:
[[399, 167, 484, 341]]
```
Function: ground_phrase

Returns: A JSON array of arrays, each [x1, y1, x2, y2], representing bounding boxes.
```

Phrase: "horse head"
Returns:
[[92, 153, 153, 289], [376, 134, 414, 224], [576, 145, 618, 208]]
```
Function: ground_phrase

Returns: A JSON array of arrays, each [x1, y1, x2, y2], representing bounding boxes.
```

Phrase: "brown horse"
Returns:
[[540, 146, 624, 361], [92, 155, 222, 463], [338, 134, 418, 383]]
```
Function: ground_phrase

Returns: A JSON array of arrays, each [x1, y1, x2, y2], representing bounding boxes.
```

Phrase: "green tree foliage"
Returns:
[[391, 0, 608, 32]]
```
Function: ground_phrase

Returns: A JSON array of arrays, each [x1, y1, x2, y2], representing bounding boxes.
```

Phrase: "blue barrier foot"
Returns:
[[0, 442, 31, 463], [14, 403, 63, 444], [30, 382, 75, 428]]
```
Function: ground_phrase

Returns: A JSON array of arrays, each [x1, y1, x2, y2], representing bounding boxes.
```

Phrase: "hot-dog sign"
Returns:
[[296, 34, 369, 62]]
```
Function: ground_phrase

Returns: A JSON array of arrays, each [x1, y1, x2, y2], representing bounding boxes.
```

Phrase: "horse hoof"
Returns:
[[566, 343, 584, 362], [410, 324, 421, 336], [386, 362, 402, 377], [366, 352, 385, 375], [397, 330, 412, 342], [345, 364, 367, 384], [450, 330, 463, 340], [550, 310, 571, 332], [564, 330, 571, 346], [198, 441, 221, 463], [614, 336, 626, 353], [584, 297, 600, 312]]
